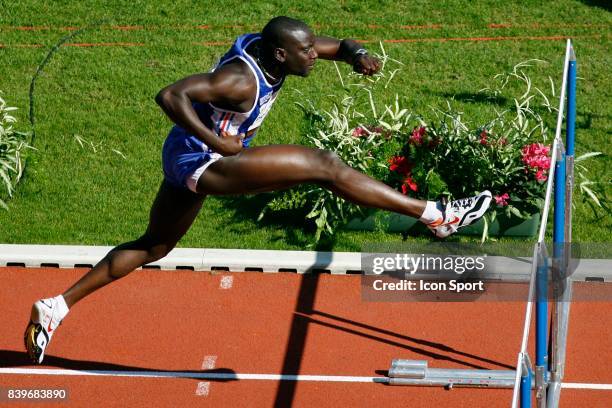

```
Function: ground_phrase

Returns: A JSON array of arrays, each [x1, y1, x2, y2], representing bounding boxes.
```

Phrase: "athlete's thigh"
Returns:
[[146, 180, 206, 243], [197, 144, 329, 195]]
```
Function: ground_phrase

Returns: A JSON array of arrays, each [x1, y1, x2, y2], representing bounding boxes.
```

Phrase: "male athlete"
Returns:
[[25, 16, 492, 364]]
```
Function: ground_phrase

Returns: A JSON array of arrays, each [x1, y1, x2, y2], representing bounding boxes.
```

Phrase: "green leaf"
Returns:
[[480, 215, 489, 244], [306, 208, 320, 219], [0, 168, 13, 195], [257, 208, 267, 222], [575, 152, 602, 162], [580, 185, 601, 207]]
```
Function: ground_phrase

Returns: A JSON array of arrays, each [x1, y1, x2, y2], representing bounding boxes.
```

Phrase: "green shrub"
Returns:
[[0, 92, 31, 210], [259, 53, 605, 243]]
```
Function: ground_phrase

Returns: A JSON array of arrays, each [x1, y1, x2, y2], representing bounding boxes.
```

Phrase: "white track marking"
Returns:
[[219, 276, 233, 289], [1, 368, 610, 390], [202, 356, 217, 370], [562, 383, 612, 390], [195, 381, 210, 396], [0, 368, 387, 383], [196, 355, 218, 397]]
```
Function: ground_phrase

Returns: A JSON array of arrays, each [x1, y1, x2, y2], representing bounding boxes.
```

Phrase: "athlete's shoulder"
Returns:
[[212, 59, 255, 88], [208, 62, 256, 107]]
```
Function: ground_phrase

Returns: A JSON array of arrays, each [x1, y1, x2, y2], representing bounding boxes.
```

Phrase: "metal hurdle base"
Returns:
[[387, 360, 527, 389]]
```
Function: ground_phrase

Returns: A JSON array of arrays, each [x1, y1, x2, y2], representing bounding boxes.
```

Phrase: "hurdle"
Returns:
[[387, 39, 578, 408]]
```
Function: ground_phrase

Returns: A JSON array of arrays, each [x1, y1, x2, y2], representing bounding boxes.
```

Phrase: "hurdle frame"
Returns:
[[545, 41, 576, 408], [387, 39, 577, 408]]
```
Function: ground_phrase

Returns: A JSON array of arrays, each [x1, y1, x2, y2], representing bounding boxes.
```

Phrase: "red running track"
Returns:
[[1, 267, 611, 407]]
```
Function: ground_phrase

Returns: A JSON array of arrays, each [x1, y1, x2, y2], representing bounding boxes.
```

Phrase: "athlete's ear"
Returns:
[[274, 47, 286, 63]]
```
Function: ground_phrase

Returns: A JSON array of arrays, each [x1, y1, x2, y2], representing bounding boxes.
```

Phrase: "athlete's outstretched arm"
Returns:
[[314, 36, 380, 76], [155, 66, 253, 156]]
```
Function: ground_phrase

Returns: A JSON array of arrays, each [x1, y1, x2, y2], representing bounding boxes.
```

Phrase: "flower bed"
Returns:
[[259, 51, 603, 242]]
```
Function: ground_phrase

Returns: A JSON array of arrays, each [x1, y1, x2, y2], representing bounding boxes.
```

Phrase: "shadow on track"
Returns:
[[272, 266, 516, 407], [309, 310, 515, 371], [0, 350, 237, 382]]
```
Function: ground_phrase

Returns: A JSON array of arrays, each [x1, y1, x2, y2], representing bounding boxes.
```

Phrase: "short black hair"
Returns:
[[261, 16, 311, 49]]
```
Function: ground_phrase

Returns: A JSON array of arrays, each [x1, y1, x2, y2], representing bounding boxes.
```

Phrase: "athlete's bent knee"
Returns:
[[146, 243, 175, 263], [316, 150, 345, 181], [113, 235, 176, 265]]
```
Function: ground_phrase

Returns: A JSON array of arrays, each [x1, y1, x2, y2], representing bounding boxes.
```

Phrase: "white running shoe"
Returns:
[[427, 190, 493, 238], [24, 297, 67, 364]]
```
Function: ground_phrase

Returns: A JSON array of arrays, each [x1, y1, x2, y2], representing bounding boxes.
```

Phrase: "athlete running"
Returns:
[[25, 16, 492, 364]]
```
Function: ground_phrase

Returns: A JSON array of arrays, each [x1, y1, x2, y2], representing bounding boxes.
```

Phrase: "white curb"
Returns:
[[0, 244, 610, 281]]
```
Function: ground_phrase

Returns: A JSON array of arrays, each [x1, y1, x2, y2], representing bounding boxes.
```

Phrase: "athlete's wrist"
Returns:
[[352, 48, 368, 61], [339, 39, 367, 65]]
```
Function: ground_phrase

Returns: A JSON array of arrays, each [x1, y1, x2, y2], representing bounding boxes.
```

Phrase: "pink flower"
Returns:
[[352, 125, 389, 138], [535, 169, 548, 182], [499, 138, 508, 146], [401, 176, 418, 194], [535, 156, 551, 169], [522, 143, 550, 162], [480, 130, 489, 146], [522, 142, 551, 182], [494, 193, 510, 206], [352, 126, 368, 137], [410, 126, 426, 146], [388, 156, 412, 176]]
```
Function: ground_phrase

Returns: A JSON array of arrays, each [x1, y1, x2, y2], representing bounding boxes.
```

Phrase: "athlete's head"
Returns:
[[261, 16, 318, 77]]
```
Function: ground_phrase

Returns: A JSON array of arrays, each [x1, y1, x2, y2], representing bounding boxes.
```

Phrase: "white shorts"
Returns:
[[185, 152, 223, 193]]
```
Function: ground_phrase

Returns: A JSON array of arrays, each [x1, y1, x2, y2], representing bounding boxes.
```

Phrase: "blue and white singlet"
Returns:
[[162, 33, 285, 190]]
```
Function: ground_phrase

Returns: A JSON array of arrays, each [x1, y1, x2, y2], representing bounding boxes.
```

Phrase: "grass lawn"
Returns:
[[0, 1, 610, 251]]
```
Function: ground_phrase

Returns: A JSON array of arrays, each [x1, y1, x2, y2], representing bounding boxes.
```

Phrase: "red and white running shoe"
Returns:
[[427, 190, 493, 238], [24, 297, 66, 364]]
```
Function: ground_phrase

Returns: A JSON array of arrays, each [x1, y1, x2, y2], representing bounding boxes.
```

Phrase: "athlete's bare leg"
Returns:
[[63, 145, 425, 308], [61, 180, 205, 308], [198, 144, 427, 217]]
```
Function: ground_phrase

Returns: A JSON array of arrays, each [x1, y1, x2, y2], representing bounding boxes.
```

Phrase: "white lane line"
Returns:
[[1, 368, 611, 390], [0, 368, 387, 383], [219, 275, 233, 289], [195, 355, 218, 397], [562, 383, 612, 390]]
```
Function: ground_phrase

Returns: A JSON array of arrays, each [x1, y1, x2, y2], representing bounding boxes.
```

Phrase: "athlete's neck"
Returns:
[[250, 42, 283, 84]]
